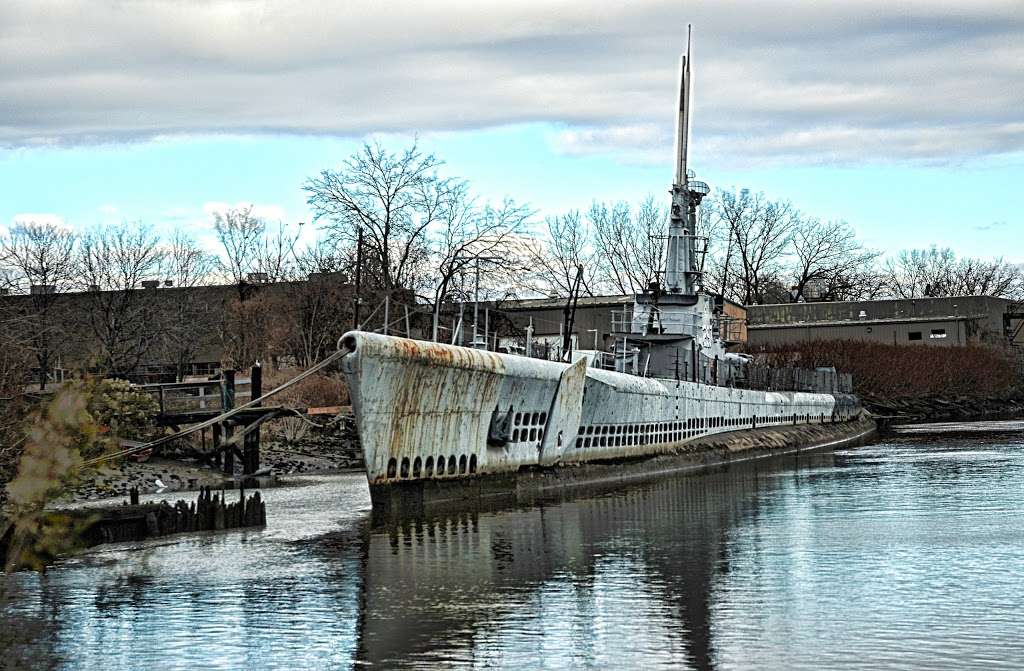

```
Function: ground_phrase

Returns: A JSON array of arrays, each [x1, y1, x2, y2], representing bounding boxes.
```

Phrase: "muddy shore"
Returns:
[[866, 393, 1024, 429], [62, 437, 363, 504]]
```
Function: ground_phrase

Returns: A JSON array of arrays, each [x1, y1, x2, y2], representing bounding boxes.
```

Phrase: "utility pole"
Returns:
[[473, 261, 480, 347], [562, 265, 584, 361], [353, 227, 363, 330], [452, 255, 502, 348]]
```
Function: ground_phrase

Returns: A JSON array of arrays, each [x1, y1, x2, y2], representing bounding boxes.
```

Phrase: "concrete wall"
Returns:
[[750, 317, 978, 347]]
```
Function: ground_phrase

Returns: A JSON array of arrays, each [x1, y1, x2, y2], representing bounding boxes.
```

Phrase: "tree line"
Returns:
[[2, 140, 1020, 392], [528, 187, 1023, 304]]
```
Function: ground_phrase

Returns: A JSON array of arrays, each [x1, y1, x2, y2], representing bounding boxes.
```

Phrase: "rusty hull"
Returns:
[[340, 332, 862, 508]]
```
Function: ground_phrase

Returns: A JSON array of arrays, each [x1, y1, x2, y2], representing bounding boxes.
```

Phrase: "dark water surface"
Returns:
[[4, 428, 1024, 669]]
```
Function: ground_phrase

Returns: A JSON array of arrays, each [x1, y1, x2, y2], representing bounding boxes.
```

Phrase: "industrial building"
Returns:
[[746, 296, 1024, 349], [493, 294, 747, 358]]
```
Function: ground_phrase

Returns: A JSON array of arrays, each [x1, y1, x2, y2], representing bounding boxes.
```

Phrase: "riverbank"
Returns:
[[866, 392, 1024, 429]]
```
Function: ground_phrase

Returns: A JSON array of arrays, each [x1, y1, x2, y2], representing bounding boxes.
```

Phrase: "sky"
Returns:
[[1, 0, 1022, 260]]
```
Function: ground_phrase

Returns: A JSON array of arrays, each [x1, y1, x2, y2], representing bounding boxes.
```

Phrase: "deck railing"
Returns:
[[139, 378, 252, 416]]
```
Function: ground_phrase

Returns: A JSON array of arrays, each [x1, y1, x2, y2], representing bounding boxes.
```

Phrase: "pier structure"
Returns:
[[139, 363, 283, 477]]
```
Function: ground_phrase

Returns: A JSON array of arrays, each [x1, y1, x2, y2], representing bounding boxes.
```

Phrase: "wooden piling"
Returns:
[[244, 363, 262, 475], [221, 369, 236, 474]]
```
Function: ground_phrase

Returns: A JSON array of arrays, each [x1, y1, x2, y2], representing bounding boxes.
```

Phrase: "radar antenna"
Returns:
[[663, 25, 709, 295]]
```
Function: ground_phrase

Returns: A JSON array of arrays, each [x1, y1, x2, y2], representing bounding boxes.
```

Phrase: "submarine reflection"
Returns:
[[339, 450, 837, 669]]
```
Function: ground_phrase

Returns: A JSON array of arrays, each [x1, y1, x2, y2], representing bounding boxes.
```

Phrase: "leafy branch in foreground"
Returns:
[[2, 382, 121, 572]]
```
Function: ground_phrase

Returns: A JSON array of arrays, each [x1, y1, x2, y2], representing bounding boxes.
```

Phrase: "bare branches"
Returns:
[[588, 198, 667, 295], [77, 222, 164, 292], [884, 246, 1023, 299], [215, 206, 267, 288], [0, 221, 78, 388], [713, 190, 800, 304], [305, 141, 449, 294], [430, 190, 532, 340], [162, 229, 217, 288], [789, 219, 883, 301], [76, 222, 165, 376], [0, 222, 77, 294], [525, 211, 597, 298]]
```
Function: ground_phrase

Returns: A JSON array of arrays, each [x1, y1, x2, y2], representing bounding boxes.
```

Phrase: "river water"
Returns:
[[4, 426, 1024, 670]]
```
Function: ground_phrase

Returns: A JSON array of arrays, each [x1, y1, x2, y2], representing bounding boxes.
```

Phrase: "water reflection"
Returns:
[[4, 433, 1024, 669], [337, 452, 831, 669]]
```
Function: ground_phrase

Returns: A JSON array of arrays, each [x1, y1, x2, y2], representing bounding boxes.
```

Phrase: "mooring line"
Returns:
[[81, 344, 349, 468]]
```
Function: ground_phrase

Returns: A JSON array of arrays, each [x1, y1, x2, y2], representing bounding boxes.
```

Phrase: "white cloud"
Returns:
[[97, 204, 118, 216], [552, 124, 671, 164], [1, 1, 1023, 166]]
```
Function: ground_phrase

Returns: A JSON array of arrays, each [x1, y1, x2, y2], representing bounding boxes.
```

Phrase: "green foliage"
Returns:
[[85, 378, 159, 452], [2, 385, 106, 571], [2, 378, 157, 571]]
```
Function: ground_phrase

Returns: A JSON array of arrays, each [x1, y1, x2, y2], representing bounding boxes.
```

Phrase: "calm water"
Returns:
[[4, 427, 1024, 670]]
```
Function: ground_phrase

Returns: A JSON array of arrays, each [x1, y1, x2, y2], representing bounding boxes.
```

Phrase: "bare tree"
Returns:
[[253, 222, 301, 283], [157, 230, 218, 380], [589, 196, 666, 295], [162, 228, 217, 288], [788, 219, 882, 301], [76, 222, 166, 377], [949, 256, 1023, 298], [716, 189, 799, 304], [214, 206, 266, 296], [0, 222, 78, 389], [304, 141, 455, 296], [213, 207, 274, 369], [430, 189, 531, 340], [271, 239, 354, 366], [883, 247, 958, 298], [884, 246, 1023, 299], [524, 211, 600, 298]]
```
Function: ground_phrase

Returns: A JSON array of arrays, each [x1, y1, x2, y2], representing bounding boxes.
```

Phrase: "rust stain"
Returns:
[[347, 333, 507, 480]]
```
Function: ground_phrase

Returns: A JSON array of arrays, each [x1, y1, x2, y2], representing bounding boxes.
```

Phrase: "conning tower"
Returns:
[[611, 27, 723, 380]]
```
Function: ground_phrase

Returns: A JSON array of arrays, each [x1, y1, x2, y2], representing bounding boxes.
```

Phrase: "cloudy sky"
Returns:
[[2, 0, 1022, 259]]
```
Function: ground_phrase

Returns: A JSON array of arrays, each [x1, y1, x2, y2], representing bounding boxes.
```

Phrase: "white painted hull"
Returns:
[[340, 332, 862, 491]]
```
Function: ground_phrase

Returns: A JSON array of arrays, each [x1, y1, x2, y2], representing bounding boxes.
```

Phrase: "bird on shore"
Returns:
[[154, 478, 167, 492]]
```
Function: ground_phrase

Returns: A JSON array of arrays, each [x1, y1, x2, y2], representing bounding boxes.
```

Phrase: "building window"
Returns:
[[930, 329, 947, 339], [908, 332, 922, 341]]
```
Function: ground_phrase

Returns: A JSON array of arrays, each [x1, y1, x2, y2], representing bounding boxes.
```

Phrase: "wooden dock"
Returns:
[[138, 365, 282, 476]]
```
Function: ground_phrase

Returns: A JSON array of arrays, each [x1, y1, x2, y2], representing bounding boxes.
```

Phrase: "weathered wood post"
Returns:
[[243, 362, 262, 475], [221, 369, 236, 474], [212, 423, 222, 468]]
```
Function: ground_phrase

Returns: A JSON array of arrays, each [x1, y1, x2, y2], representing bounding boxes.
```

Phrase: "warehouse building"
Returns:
[[746, 296, 1023, 348]]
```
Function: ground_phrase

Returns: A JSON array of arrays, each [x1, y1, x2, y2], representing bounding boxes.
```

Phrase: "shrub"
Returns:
[[261, 370, 348, 409], [748, 340, 1020, 401], [85, 378, 160, 450]]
